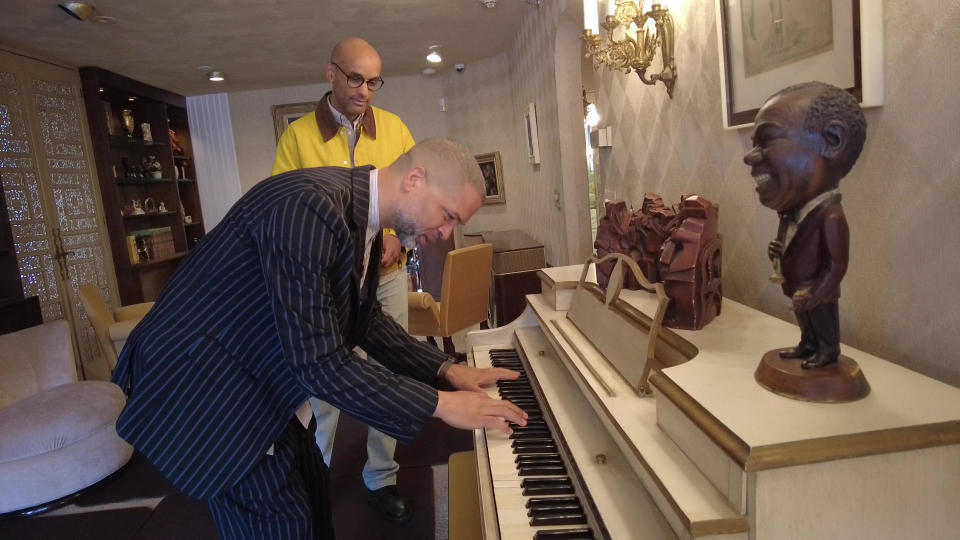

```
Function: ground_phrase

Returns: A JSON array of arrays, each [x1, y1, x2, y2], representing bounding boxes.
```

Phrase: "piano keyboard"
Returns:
[[486, 347, 597, 540]]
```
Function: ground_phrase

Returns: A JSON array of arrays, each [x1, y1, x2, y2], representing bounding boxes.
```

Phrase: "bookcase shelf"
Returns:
[[80, 66, 206, 304]]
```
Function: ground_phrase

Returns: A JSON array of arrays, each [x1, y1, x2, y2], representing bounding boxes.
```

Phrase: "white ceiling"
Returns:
[[0, 0, 532, 95]]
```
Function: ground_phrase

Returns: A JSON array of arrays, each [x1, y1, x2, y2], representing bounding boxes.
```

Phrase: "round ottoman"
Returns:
[[0, 380, 133, 514]]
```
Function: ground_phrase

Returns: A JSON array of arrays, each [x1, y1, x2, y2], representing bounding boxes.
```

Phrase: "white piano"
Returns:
[[452, 259, 960, 540]]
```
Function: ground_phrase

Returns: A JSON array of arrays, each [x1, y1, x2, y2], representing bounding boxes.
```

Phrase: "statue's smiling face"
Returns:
[[744, 89, 831, 213]]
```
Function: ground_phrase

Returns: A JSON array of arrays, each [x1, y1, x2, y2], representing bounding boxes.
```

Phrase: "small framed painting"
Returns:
[[475, 152, 505, 205], [272, 101, 318, 142]]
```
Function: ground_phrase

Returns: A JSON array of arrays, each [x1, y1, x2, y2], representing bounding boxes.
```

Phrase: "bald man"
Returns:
[[272, 37, 418, 523]]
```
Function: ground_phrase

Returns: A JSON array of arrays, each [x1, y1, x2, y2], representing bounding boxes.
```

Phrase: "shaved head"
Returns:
[[330, 37, 381, 66]]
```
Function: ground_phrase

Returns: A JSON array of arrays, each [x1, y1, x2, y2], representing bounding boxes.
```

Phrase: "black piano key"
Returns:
[[518, 465, 567, 476], [530, 513, 587, 526], [511, 420, 547, 427], [534, 528, 594, 539], [521, 477, 574, 496], [510, 431, 554, 440], [517, 457, 564, 467], [526, 496, 580, 509], [512, 440, 556, 449], [515, 453, 560, 461], [522, 484, 575, 496], [527, 502, 583, 514]]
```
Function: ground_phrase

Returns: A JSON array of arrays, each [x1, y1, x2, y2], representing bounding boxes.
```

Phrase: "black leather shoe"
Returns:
[[801, 353, 838, 369], [779, 346, 816, 359], [366, 485, 413, 523]]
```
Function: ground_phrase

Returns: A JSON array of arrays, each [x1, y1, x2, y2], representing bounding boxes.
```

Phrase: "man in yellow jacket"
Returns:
[[272, 37, 415, 523]]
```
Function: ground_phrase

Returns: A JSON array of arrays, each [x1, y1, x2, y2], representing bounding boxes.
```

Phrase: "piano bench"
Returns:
[[448, 450, 482, 540]]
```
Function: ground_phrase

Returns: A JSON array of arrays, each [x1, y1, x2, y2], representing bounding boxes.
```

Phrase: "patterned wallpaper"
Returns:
[[594, 0, 960, 386], [444, 0, 589, 267]]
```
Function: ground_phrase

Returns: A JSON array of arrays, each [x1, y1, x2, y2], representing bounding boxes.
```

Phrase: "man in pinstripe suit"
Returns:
[[111, 138, 526, 539]]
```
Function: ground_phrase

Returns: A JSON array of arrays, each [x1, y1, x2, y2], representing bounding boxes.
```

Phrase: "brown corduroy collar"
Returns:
[[314, 91, 377, 143]]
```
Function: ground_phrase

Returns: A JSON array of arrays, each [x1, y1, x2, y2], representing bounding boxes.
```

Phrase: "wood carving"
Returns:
[[593, 193, 722, 330]]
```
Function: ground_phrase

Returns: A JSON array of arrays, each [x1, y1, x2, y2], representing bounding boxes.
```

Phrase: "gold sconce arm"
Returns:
[[582, 1, 677, 98]]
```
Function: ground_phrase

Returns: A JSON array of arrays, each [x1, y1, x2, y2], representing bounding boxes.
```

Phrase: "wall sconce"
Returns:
[[582, 0, 677, 98]]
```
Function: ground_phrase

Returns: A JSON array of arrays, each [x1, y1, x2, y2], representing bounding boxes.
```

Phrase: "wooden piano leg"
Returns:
[[448, 450, 483, 540]]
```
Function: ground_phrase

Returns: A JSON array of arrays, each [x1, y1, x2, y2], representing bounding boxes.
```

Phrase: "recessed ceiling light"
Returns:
[[128, 97, 136, 102], [426, 45, 442, 64], [98, 87, 104, 92], [421, 67, 436, 76], [208, 71, 225, 82], [92, 15, 116, 24], [58, 2, 96, 21]]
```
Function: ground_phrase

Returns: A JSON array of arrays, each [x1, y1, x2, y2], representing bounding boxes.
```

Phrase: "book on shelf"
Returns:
[[127, 226, 175, 264]]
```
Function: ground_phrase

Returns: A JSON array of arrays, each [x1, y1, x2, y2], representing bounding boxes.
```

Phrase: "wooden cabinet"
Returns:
[[79, 67, 205, 304]]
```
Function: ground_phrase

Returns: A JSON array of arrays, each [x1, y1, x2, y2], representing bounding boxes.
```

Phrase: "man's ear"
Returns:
[[324, 63, 335, 85], [400, 166, 427, 193], [821, 120, 848, 161]]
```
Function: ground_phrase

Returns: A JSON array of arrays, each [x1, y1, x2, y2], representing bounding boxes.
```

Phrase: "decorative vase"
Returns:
[[122, 109, 135, 138]]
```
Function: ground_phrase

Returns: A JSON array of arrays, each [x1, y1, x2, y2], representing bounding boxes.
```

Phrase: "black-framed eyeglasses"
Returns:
[[331, 62, 384, 91]]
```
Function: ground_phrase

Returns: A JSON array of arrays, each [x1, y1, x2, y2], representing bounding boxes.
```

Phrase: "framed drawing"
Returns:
[[715, 0, 883, 128], [524, 102, 541, 165], [272, 101, 318, 142], [475, 152, 505, 205]]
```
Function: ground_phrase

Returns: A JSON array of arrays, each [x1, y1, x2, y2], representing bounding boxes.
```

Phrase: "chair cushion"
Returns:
[[0, 381, 133, 513]]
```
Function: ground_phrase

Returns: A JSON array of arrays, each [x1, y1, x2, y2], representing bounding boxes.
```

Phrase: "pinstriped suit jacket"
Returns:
[[111, 166, 450, 500]]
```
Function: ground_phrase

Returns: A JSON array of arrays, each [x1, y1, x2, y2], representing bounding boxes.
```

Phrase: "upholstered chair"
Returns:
[[0, 320, 132, 514], [78, 283, 153, 372], [408, 243, 494, 356]]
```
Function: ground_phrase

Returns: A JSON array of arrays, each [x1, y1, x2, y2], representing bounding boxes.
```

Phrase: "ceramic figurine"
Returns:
[[144, 155, 162, 179], [131, 199, 145, 215], [141, 122, 153, 142], [158, 201, 168, 213], [122, 109, 135, 138], [745, 81, 867, 369]]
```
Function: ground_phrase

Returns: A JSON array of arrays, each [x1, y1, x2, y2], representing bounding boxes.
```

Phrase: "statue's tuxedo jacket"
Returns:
[[780, 194, 849, 303]]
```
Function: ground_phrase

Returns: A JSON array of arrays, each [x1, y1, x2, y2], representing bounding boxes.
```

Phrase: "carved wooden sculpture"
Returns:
[[658, 196, 722, 330], [593, 194, 722, 330]]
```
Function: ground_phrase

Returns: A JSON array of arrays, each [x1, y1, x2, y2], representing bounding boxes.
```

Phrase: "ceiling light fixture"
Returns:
[[426, 46, 442, 64], [208, 71, 225, 82], [57, 2, 96, 21]]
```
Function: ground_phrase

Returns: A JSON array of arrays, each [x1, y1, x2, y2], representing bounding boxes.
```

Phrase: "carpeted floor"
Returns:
[[0, 414, 472, 539]]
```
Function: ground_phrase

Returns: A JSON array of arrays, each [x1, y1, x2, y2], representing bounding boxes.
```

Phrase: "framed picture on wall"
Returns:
[[524, 102, 541, 165], [271, 101, 318, 142], [475, 152, 505, 205], [715, 0, 883, 128]]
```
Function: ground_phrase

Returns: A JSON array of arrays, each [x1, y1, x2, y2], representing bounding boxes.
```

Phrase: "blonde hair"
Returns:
[[390, 138, 484, 197]]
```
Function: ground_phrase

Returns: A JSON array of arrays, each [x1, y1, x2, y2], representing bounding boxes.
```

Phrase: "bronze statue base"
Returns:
[[755, 349, 870, 403]]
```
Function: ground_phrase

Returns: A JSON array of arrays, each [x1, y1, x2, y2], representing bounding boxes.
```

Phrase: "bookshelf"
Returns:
[[79, 67, 206, 304]]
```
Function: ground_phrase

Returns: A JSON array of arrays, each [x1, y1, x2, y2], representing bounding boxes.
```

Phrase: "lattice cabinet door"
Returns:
[[0, 49, 117, 380]]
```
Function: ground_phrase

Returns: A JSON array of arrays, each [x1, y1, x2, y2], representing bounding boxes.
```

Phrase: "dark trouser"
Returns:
[[795, 301, 840, 359], [208, 417, 334, 540]]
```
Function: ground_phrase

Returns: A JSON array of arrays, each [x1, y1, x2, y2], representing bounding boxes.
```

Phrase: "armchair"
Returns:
[[408, 243, 494, 356], [79, 283, 153, 373], [0, 320, 132, 514]]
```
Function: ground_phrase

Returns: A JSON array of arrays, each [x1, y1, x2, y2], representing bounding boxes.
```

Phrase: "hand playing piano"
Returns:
[[433, 390, 528, 435], [443, 362, 522, 392]]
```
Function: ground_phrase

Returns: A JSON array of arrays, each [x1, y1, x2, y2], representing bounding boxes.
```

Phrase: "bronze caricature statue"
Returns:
[[745, 81, 868, 395]]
